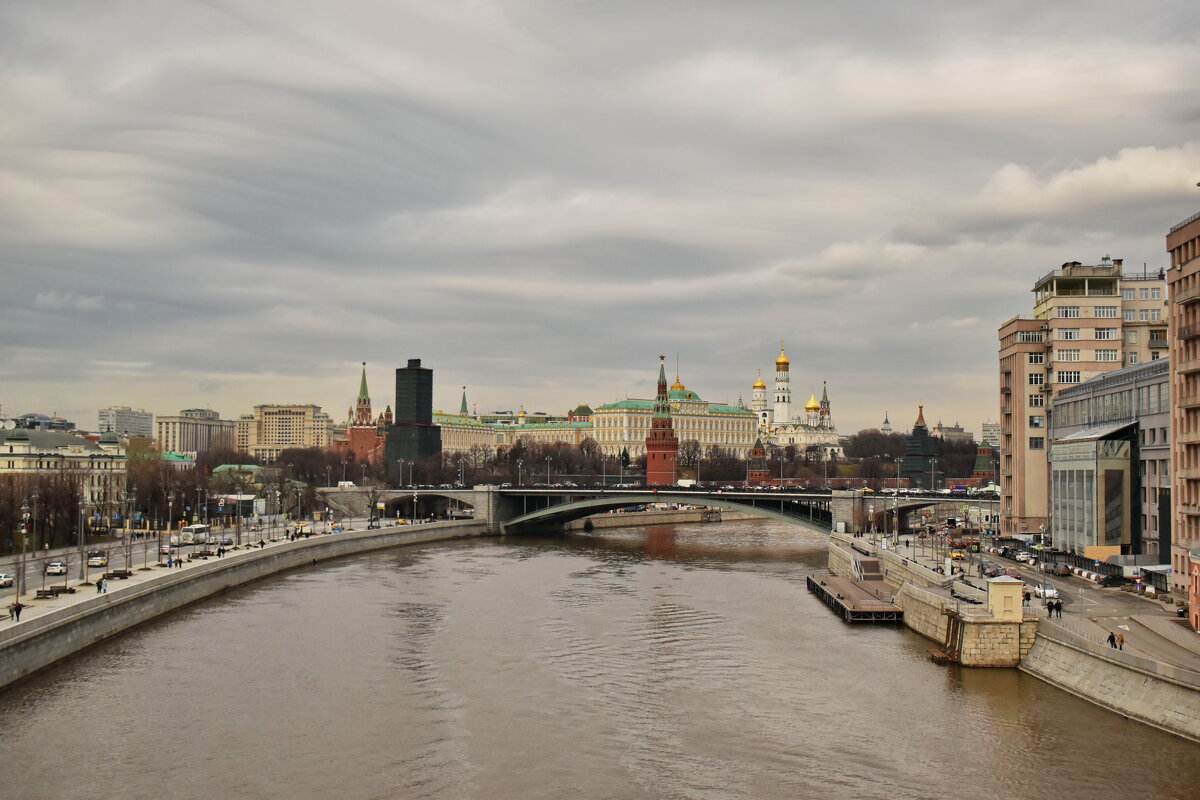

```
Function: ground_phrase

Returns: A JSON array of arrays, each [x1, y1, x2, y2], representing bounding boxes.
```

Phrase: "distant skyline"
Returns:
[[4, 1, 1200, 435]]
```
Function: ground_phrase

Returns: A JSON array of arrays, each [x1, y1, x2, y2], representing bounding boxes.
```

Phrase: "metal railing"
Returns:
[[1170, 209, 1200, 234]]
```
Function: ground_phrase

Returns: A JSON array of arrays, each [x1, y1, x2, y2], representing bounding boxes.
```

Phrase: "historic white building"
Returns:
[[750, 345, 842, 459]]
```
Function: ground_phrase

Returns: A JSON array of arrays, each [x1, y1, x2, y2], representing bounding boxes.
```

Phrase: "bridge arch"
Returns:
[[501, 492, 831, 533]]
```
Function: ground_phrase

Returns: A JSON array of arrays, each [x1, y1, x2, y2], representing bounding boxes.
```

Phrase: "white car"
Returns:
[[0, 573, 13, 588], [1032, 583, 1059, 599], [44, 560, 68, 576]]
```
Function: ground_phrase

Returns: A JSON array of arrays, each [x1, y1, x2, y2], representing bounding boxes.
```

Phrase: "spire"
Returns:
[[459, 386, 468, 415], [883, 410, 890, 424], [653, 355, 671, 420], [358, 362, 369, 402]]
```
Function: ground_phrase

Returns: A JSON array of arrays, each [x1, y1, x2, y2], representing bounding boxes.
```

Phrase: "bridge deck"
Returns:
[[807, 573, 903, 623]]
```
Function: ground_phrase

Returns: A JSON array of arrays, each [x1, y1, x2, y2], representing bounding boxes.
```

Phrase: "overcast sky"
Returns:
[[4, 1, 1200, 437]]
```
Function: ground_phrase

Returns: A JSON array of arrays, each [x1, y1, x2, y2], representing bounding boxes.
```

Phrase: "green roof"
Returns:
[[212, 464, 262, 473], [161, 452, 195, 463], [595, 399, 654, 411]]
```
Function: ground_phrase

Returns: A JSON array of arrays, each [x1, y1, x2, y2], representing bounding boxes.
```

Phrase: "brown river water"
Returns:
[[1, 519, 1197, 800]]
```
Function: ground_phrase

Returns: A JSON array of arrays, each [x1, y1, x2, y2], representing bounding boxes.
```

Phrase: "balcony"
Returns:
[[1178, 360, 1200, 375], [1177, 503, 1200, 516], [1175, 285, 1200, 305], [1001, 406, 1012, 415], [1175, 430, 1200, 445], [1000, 385, 1012, 394], [1179, 393, 1200, 409], [1149, 337, 1169, 348], [1179, 467, 1200, 481], [1178, 325, 1200, 340]]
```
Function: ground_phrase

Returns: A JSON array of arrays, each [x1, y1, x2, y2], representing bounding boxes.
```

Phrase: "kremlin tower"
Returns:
[[333, 363, 390, 467], [644, 356, 679, 486]]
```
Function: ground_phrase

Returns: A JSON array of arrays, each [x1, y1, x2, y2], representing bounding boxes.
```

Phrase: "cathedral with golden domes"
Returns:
[[749, 344, 842, 459]]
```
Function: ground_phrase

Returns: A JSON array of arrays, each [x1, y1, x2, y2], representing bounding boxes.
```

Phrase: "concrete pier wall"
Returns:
[[0, 522, 488, 691], [1021, 627, 1200, 743], [564, 509, 757, 531]]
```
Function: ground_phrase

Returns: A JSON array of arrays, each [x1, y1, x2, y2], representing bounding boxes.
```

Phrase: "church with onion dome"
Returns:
[[749, 344, 842, 460]]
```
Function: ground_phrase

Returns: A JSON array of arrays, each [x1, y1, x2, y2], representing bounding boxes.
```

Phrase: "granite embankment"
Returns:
[[0, 521, 488, 691]]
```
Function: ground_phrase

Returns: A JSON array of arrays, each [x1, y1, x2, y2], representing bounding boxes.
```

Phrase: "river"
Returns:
[[2, 519, 1196, 799]]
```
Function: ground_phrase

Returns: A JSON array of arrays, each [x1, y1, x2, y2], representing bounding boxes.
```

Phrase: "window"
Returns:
[[1029, 394, 1045, 407], [1124, 309, 1137, 322], [1095, 306, 1118, 318], [1017, 331, 1044, 343], [1028, 415, 1045, 428], [1095, 328, 1118, 340], [1126, 331, 1138, 344], [1057, 371, 1081, 383], [1096, 350, 1119, 362], [1152, 287, 1161, 300], [1060, 306, 1080, 318], [1140, 309, 1150, 321], [1151, 308, 1162, 321], [1127, 353, 1139, 365], [1121, 288, 1136, 300], [1139, 287, 1149, 300], [1028, 353, 1044, 364], [1059, 328, 1080, 340], [1029, 437, 1045, 450], [1029, 373, 1045, 386], [1057, 349, 1080, 362]]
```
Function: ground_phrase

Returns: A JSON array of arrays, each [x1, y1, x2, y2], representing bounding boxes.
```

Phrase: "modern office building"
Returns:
[[155, 409, 235, 457], [998, 258, 1166, 538], [1049, 358, 1170, 560], [236, 404, 333, 462], [386, 359, 442, 470], [98, 406, 154, 439], [1167, 208, 1200, 608], [981, 421, 1001, 449]]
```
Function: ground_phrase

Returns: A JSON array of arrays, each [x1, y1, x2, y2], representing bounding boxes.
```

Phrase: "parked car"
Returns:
[[1032, 583, 1059, 599], [1013, 551, 1034, 563], [1097, 574, 1128, 587], [0, 573, 13, 588], [1004, 568, 1022, 580], [44, 560, 68, 576]]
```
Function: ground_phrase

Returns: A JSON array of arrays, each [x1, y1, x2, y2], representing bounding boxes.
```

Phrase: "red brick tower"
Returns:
[[747, 438, 770, 486], [645, 356, 679, 486]]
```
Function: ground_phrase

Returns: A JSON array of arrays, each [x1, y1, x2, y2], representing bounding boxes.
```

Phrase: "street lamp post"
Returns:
[[326, 465, 332, 488], [517, 459, 523, 486], [396, 459, 404, 488], [929, 458, 937, 491], [546, 457, 552, 486], [361, 463, 368, 486], [77, 500, 87, 583], [18, 501, 29, 600]]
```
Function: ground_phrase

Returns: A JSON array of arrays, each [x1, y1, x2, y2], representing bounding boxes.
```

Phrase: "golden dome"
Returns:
[[671, 376, 686, 391], [775, 347, 790, 367], [805, 392, 820, 412], [752, 375, 766, 389]]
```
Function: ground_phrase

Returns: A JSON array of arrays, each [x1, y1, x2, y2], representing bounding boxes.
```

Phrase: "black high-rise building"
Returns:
[[900, 404, 940, 490], [386, 359, 441, 472]]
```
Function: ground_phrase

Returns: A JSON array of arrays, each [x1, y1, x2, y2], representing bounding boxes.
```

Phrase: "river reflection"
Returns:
[[1, 519, 1196, 800]]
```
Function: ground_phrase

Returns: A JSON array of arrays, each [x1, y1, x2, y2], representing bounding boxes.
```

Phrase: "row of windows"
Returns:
[[1120, 287, 1162, 300], [1053, 381, 1169, 427], [1028, 371, 1081, 385]]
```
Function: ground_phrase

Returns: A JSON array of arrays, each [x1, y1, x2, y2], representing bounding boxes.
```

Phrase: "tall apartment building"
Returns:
[[998, 258, 1166, 540], [980, 421, 1000, 449], [1167, 208, 1200, 612], [236, 404, 333, 462], [155, 408, 235, 457], [98, 406, 154, 439], [386, 359, 442, 470]]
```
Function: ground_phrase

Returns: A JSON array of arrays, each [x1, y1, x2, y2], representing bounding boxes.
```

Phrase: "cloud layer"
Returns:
[[3, 1, 1200, 435]]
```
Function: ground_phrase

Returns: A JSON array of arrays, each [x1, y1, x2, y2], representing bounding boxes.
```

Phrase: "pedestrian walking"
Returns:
[[11, 602, 23, 621], [1116, 633, 1125, 650], [1107, 631, 1117, 648], [1023, 590, 1030, 606], [7, 603, 15, 621], [167, 556, 173, 568], [96, 580, 103, 594], [1046, 600, 1053, 618], [1055, 599, 1063, 618]]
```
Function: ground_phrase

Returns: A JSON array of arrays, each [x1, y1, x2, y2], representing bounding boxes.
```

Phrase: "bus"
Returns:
[[171, 523, 211, 545]]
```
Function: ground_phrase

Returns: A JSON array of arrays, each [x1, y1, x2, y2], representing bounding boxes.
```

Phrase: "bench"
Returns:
[[35, 589, 57, 599], [105, 570, 133, 580]]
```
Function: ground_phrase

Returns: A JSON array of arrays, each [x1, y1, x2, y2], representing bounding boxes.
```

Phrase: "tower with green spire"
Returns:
[[459, 386, 469, 416], [353, 362, 373, 426], [645, 356, 679, 486]]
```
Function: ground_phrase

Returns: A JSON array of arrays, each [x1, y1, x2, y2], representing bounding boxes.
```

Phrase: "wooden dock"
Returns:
[[807, 573, 903, 623]]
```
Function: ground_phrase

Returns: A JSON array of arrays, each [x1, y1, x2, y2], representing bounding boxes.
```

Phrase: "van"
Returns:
[[181, 524, 211, 544]]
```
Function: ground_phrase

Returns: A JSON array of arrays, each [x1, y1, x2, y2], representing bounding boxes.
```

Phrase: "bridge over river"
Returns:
[[317, 486, 998, 536]]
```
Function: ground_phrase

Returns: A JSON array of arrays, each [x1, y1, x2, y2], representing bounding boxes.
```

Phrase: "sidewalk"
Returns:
[[4, 519, 372, 629]]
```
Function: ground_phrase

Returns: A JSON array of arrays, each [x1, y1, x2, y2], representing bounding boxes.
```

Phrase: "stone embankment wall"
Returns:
[[895, 582, 952, 643], [0, 522, 488, 691], [1021, 625, 1200, 743], [957, 620, 1039, 667]]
